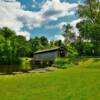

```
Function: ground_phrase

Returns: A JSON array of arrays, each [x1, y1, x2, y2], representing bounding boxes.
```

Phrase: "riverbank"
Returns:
[[0, 57, 100, 74], [54, 57, 100, 69]]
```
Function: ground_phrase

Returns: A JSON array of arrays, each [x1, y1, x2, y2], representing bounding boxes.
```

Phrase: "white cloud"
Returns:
[[58, 22, 67, 29], [17, 31, 30, 40], [41, 0, 78, 20], [0, 0, 24, 34], [0, 0, 43, 39], [70, 18, 82, 35], [55, 34, 65, 41], [53, 19, 81, 41], [70, 18, 82, 27], [18, 11, 43, 29], [0, 0, 79, 39], [45, 21, 67, 30], [0, 0, 16, 2]]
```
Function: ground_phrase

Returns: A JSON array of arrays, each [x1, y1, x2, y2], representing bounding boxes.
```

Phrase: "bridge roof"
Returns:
[[33, 47, 61, 55]]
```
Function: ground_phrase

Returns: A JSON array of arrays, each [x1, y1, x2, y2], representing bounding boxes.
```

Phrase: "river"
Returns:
[[0, 64, 32, 74]]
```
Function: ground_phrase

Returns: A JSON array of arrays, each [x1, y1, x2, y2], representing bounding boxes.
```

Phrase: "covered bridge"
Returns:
[[33, 47, 66, 67]]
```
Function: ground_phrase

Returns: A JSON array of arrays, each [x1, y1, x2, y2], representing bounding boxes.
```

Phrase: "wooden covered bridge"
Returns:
[[32, 46, 66, 67]]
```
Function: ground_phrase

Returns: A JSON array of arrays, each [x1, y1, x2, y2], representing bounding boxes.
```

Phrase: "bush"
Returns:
[[77, 58, 100, 69], [54, 58, 73, 69], [19, 57, 32, 71], [65, 44, 78, 57]]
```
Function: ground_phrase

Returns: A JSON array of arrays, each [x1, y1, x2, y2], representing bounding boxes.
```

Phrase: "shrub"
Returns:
[[77, 58, 100, 69], [54, 58, 73, 69], [65, 44, 78, 57], [19, 57, 32, 71]]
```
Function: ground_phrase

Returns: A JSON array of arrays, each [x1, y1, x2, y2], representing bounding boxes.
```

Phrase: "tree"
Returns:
[[29, 37, 41, 52], [0, 27, 17, 64], [0, 35, 5, 58], [49, 40, 56, 48], [14, 35, 31, 57], [63, 24, 76, 44], [29, 36, 49, 53], [77, 0, 100, 56], [54, 40, 63, 47], [0, 27, 31, 64], [40, 36, 48, 47], [78, 0, 100, 24], [0, 27, 16, 39]]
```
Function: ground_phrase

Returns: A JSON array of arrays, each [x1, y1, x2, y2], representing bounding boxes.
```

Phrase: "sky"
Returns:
[[0, 0, 84, 40]]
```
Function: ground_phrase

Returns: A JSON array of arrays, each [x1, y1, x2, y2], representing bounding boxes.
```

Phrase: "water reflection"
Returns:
[[0, 63, 32, 74]]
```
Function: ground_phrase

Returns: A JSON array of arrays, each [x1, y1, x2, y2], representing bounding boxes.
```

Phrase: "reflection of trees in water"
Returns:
[[0, 64, 32, 74]]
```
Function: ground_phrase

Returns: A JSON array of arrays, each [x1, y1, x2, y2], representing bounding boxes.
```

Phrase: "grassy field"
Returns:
[[0, 58, 100, 100]]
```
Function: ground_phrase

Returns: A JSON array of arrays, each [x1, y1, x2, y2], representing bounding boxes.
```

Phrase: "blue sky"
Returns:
[[0, 0, 84, 40]]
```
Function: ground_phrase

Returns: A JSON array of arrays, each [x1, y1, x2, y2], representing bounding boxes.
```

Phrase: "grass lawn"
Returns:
[[0, 59, 100, 100]]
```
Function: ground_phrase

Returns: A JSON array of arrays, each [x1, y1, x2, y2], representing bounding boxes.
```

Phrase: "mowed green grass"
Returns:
[[0, 59, 100, 100]]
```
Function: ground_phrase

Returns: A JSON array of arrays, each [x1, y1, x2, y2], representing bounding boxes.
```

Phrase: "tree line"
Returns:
[[0, 27, 62, 64]]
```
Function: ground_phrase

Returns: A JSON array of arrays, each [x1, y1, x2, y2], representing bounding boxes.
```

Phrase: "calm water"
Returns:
[[0, 64, 32, 74]]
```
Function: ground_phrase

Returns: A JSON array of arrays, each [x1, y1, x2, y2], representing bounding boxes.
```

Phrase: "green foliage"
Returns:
[[54, 58, 73, 69], [0, 27, 32, 64], [76, 0, 100, 56], [77, 21, 100, 43], [14, 36, 32, 57], [77, 58, 100, 69], [78, 0, 100, 23], [40, 36, 48, 47], [82, 42, 94, 56], [54, 40, 64, 47], [29, 36, 49, 53], [29, 36, 64, 55], [61, 0, 100, 57], [66, 44, 78, 57], [20, 57, 32, 64], [19, 57, 32, 72], [0, 27, 18, 64], [63, 24, 76, 43], [54, 57, 100, 70], [75, 38, 94, 56], [0, 27, 16, 39]]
